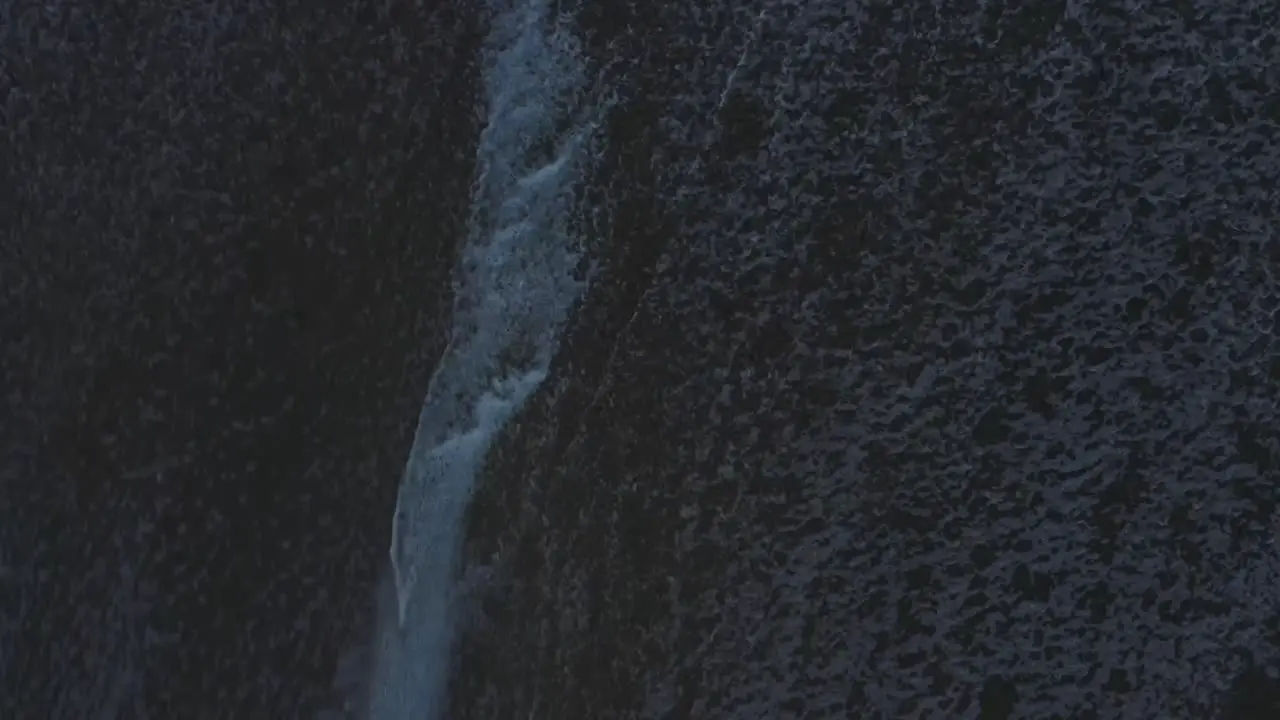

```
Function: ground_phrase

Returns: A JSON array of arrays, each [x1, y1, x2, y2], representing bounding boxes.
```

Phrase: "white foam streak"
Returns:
[[367, 1, 596, 718]]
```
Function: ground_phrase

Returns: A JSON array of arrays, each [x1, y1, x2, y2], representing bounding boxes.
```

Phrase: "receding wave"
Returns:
[[364, 1, 606, 718]]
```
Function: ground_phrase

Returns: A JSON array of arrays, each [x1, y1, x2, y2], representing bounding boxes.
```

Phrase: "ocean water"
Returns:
[[4, 0, 1280, 718]]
